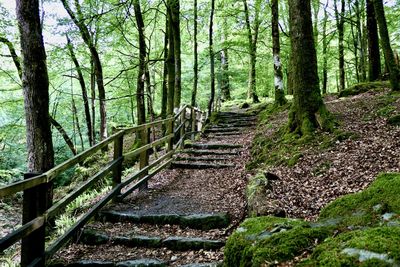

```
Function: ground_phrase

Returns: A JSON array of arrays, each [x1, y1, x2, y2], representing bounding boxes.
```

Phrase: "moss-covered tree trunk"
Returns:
[[220, 17, 231, 102], [288, 0, 331, 135], [366, 0, 381, 81], [373, 0, 400, 91], [272, 0, 286, 106]]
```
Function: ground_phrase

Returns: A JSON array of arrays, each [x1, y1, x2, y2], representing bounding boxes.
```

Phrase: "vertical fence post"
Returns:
[[113, 133, 124, 197], [191, 107, 196, 140], [167, 117, 174, 155], [21, 173, 46, 267], [139, 126, 149, 190], [180, 108, 186, 149]]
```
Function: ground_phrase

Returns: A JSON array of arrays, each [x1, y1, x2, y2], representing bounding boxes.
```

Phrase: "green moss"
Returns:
[[304, 227, 400, 266], [320, 173, 400, 228], [224, 217, 330, 267], [338, 81, 389, 97], [388, 114, 400, 126]]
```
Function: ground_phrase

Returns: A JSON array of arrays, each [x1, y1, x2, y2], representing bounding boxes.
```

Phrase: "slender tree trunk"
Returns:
[[322, 1, 329, 94], [90, 59, 96, 143], [288, 0, 331, 135], [220, 48, 231, 101], [349, 2, 360, 83], [243, 0, 260, 103], [366, 0, 381, 81], [161, 18, 169, 119], [272, 0, 286, 106], [191, 0, 198, 107], [208, 0, 215, 116], [166, 3, 175, 116], [334, 0, 346, 91], [355, 0, 367, 82], [66, 35, 93, 146], [168, 0, 181, 108], [373, 0, 400, 91], [49, 116, 77, 155], [16, 1, 54, 264], [61, 0, 107, 140]]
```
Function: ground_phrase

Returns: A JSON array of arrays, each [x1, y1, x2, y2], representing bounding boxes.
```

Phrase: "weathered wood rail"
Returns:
[[0, 105, 206, 267]]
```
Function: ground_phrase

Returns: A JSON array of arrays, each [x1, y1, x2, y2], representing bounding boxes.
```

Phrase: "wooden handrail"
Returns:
[[0, 105, 205, 266]]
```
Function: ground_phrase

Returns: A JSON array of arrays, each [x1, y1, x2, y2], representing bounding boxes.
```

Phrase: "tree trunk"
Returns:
[[243, 0, 260, 103], [334, 0, 346, 91], [49, 116, 77, 155], [90, 59, 96, 143], [220, 47, 231, 101], [272, 0, 287, 106], [373, 0, 400, 91], [66, 35, 93, 146], [166, 3, 175, 116], [288, 0, 332, 135], [322, 1, 329, 94], [208, 0, 215, 116], [366, 0, 381, 81], [191, 0, 198, 107], [168, 0, 181, 109], [161, 18, 168, 119], [16, 0, 54, 264], [61, 0, 107, 140], [355, 0, 367, 82]]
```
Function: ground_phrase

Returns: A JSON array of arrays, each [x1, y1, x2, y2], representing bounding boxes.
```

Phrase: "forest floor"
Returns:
[[250, 88, 400, 221]]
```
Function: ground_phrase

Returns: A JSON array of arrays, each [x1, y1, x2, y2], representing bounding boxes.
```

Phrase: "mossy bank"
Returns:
[[224, 173, 400, 266]]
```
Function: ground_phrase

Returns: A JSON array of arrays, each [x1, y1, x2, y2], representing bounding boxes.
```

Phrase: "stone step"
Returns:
[[184, 143, 243, 150], [50, 259, 166, 267], [214, 123, 256, 128], [99, 212, 230, 230], [179, 150, 239, 156], [80, 229, 224, 251], [204, 127, 241, 133], [171, 162, 235, 169], [174, 157, 228, 162], [211, 132, 243, 137]]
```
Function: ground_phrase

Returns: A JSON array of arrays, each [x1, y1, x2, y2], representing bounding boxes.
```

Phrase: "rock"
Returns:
[[116, 259, 166, 267], [80, 229, 110, 245], [239, 102, 250, 109], [180, 213, 230, 230], [114, 235, 162, 248]]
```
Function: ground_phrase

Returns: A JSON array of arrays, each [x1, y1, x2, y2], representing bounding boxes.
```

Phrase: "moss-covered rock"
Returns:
[[302, 227, 400, 266], [223, 217, 331, 267], [320, 173, 400, 228], [338, 81, 389, 98]]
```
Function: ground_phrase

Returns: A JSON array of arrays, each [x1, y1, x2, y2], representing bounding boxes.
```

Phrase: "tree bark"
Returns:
[[16, 1, 54, 263], [243, 0, 260, 103], [272, 0, 287, 106], [322, 0, 329, 94], [373, 0, 400, 91], [208, 0, 215, 116], [288, 0, 331, 135], [366, 0, 381, 81], [161, 18, 169, 119], [66, 35, 93, 146], [191, 0, 198, 107], [168, 0, 181, 108], [49, 116, 77, 155], [334, 0, 346, 91], [166, 2, 175, 116], [61, 0, 108, 140]]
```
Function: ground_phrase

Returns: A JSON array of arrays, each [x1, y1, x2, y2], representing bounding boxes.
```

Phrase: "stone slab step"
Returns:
[[99, 212, 230, 230], [174, 157, 228, 162], [204, 128, 240, 133], [171, 162, 235, 169], [184, 143, 242, 150], [80, 230, 224, 251], [50, 259, 166, 267], [179, 150, 239, 156]]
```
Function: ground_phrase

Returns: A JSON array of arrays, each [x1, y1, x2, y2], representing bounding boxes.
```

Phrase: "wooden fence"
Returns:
[[0, 105, 206, 267]]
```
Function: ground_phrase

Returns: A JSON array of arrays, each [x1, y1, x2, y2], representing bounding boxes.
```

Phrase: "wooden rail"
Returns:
[[0, 105, 206, 267]]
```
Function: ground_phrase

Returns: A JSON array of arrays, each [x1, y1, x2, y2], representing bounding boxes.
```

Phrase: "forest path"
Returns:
[[51, 110, 257, 266]]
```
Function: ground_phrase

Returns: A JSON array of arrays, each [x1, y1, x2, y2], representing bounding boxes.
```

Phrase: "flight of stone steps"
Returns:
[[49, 111, 256, 267]]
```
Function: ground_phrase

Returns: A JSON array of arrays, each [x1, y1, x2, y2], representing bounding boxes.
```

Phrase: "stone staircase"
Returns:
[[49, 111, 256, 267]]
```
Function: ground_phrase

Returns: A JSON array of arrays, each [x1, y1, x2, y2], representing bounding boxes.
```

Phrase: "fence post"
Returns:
[[167, 117, 174, 155], [180, 109, 186, 149], [21, 173, 46, 267], [113, 133, 124, 197], [139, 127, 149, 190], [191, 107, 196, 140]]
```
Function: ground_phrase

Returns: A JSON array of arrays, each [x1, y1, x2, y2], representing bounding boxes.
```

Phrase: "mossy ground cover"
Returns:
[[224, 173, 400, 266]]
